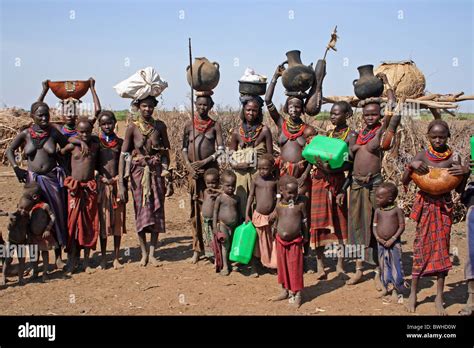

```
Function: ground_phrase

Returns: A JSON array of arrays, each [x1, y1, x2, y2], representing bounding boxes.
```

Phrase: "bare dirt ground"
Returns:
[[0, 166, 469, 316]]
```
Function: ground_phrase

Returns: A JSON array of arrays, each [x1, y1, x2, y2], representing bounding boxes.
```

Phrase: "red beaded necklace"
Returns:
[[193, 114, 215, 134], [356, 123, 381, 145]]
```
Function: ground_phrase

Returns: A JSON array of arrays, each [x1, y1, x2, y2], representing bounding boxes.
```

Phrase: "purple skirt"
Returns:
[[28, 167, 68, 246]]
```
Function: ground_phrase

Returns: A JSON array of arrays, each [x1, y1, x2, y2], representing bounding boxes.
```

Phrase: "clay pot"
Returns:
[[281, 50, 315, 93], [238, 81, 267, 96], [411, 167, 463, 196], [48, 80, 90, 100], [353, 64, 384, 100], [186, 57, 220, 91]]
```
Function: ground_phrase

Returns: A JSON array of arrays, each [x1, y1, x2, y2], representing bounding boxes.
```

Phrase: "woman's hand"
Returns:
[[376, 72, 389, 84], [448, 163, 470, 176], [410, 160, 429, 175], [118, 182, 128, 203], [190, 159, 207, 171], [245, 215, 251, 224], [89, 77, 95, 88], [42, 80, 50, 90], [297, 174, 307, 188], [78, 139, 90, 156], [13, 166, 28, 183], [274, 64, 286, 78]]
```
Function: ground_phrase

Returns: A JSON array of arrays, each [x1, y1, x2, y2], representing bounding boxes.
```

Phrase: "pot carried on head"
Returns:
[[186, 57, 220, 92], [353, 64, 384, 100], [48, 80, 90, 100], [281, 50, 315, 93], [238, 68, 267, 96], [411, 167, 464, 196]]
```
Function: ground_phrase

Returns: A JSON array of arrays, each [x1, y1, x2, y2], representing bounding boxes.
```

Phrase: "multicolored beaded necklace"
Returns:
[[99, 131, 119, 149], [282, 118, 306, 141], [239, 122, 263, 145], [193, 114, 215, 134], [61, 124, 78, 138], [356, 123, 381, 145], [426, 144, 452, 162], [29, 125, 51, 149], [329, 126, 351, 141]]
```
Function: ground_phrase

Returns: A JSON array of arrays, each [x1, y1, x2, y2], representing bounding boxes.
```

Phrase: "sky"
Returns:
[[1, 0, 473, 112]]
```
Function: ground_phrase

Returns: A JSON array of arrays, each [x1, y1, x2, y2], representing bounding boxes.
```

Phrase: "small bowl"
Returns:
[[48, 80, 90, 100], [238, 80, 267, 96]]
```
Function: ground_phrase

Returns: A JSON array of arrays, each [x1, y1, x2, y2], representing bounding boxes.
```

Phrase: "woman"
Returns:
[[310, 101, 357, 279], [229, 95, 273, 217], [7, 101, 69, 269], [118, 95, 170, 267], [402, 120, 469, 315], [264, 65, 316, 195]]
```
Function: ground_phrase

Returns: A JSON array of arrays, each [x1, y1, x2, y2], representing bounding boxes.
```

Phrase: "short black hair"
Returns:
[[98, 110, 117, 123], [221, 169, 236, 183], [332, 101, 353, 117], [76, 117, 93, 129], [195, 96, 215, 108], [378, 182, 398, 201], [279, 174, 298, 188], [30, 101, 49, 114], [204, 168, 219, 179], [283, 96, 305, 115], [427, 119, 451, 137], [258, 153, 275, 166]]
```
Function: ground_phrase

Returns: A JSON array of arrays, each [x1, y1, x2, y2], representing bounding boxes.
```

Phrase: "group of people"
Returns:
[[0, 66, 472, 315]]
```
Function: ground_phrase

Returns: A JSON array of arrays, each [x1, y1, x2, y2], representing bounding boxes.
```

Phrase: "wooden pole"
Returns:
[[188, 38, 202, 250]]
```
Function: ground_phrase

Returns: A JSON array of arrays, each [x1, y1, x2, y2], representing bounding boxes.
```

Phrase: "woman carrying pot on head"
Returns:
[[265, 63, 322, 197], [6, 101, 70, 270], [229, 95, 273, 217], [118, 95, 171, 267]]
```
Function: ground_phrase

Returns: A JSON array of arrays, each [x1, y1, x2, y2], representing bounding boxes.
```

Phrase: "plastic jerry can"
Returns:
[[229, 221, 257, 265]]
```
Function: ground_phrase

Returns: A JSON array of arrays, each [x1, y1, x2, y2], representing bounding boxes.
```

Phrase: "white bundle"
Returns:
[[239, 68, 267, 83], [114, 67, 168, 100]]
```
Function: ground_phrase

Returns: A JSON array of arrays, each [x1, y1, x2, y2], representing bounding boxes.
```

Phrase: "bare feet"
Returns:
[[219, 268, 230, 276], [406, 293, 417, 313], [373, 269, 383, 291], [435, 295, 447, 316], [18, 278, 25, 286], [315, 270, 327, 280], [346, 269, 363, 285], [149, 256, 161, 267], [289, 292, 302, 308], [336, 265, 345, 275], [85, 266, 95, 274], [0, 278, 5, 286], [55, 258, 66, 270], [272, 289, 289, 301], [250, 264, 259, 278], [42, 273, 49, 283], [98, 259, 107, 270], [113, 259, 124, 270], [377, 287, 388, 298], [459, 306, 474, 316], [139, 256, 148, 267], [190, 251, 199, 264]]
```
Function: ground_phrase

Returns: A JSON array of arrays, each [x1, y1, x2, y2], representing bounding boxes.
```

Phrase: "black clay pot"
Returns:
[[353, 64, 384, 100], [281, 50, 315, 93]]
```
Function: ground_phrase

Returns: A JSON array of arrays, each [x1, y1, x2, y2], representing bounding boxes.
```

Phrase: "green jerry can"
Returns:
[[229, 221, 257, 265], [302, 135, 349, 169], [471, 135, 474, 174]]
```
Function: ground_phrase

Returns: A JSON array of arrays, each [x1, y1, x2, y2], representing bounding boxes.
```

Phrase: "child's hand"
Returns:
[[336, 193, 345, 207], [245, 216, 251, 223], [79, 140, 90, 156], [268, 211, 277, 225], [384, 238, 394, 248], [42, 230, 51, 239]]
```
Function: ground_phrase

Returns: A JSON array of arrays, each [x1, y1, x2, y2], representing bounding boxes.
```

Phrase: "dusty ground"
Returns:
[[0, 165, 469, 316]]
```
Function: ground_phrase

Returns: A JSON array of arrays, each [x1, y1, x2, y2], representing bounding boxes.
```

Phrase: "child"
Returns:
[[1, 183, 41, 286], [402, 120, 469, 315], [201, 168, 221, 261], [310, 101, 356, 279], [272, 175, 308, 307], [212, 170, 240, 276], [96, 111, 126, 270], [373, 182, 406, 301], [27, 182, 58, 282], [245, 153, 278, 277], [61, 118, 100, 274]]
